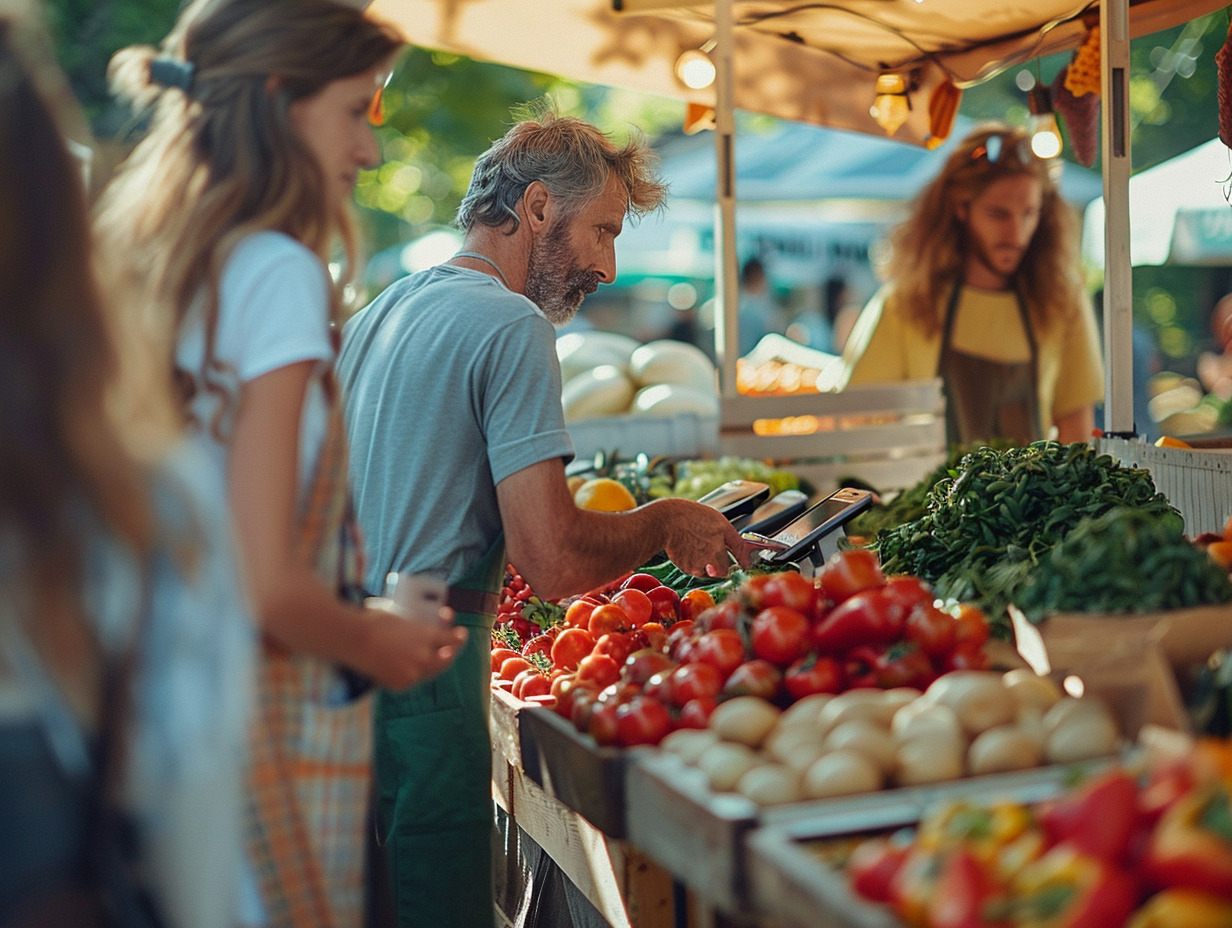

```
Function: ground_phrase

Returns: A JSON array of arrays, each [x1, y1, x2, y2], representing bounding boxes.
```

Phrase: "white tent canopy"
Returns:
[[1084, 138, 1232, 267]]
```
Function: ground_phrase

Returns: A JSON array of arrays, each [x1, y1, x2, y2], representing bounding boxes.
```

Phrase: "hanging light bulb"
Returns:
[[1028, 84, 1064, 159], [870, 74, 910, 136], [675, 43, 717, 90]]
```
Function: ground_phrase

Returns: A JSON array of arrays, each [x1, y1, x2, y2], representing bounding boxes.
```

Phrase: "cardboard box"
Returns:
[[1009, 604, 1232, 735]]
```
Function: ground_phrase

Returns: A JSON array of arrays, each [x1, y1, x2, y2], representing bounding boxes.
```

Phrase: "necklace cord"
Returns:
[[452, 251, 510, 289]]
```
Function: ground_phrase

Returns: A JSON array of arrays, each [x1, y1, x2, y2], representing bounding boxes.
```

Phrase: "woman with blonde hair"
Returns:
[[0, 8, 251, 928], [841, 123, 1103, 444], [95, 1, 466, 925]]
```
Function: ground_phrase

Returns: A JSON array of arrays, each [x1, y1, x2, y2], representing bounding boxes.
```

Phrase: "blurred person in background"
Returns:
[[93, 1, 465, 925], [841, 124, 1103, 444], [736, 256, 780, 357], [338, 109, 753, 928], [1198, 292, 1232, 402], [0, 8, 251, 927]]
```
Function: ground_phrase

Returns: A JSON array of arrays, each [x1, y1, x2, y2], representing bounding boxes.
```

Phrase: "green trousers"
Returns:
[[373, 541, 503, 928]]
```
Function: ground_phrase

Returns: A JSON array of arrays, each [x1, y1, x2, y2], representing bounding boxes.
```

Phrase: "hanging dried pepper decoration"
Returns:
[[1216, 17, 1232, 149]]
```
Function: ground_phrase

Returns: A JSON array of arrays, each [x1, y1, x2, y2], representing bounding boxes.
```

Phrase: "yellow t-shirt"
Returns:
[[841, 283, 1105, 436]]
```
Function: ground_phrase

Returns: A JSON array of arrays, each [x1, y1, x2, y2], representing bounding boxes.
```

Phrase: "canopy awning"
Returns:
[[371, 0, 1226, 144]]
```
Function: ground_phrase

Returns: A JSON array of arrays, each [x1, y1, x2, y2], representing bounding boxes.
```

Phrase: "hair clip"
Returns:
[[149, 57, 195, 94]]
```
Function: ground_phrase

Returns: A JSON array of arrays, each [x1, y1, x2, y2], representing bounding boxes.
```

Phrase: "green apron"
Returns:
[[373, 536, 505, 928]]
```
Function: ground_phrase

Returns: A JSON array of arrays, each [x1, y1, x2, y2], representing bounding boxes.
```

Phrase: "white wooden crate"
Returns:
[[718, 379, 947, 494], [1096, 436, 1232, 536]]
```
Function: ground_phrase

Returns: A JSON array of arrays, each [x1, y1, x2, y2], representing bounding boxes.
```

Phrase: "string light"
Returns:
[[1028, 84, 1063, 159], [675, 41, 717, 90], [870, 73, 910, 136]]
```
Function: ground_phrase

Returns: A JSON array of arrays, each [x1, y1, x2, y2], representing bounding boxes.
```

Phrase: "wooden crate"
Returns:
[[1096, 436, 1232, 536], [718, 379, 946, 495]]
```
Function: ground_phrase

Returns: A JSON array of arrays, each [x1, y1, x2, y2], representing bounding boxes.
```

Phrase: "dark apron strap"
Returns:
[[939, 280, 1043, 445]]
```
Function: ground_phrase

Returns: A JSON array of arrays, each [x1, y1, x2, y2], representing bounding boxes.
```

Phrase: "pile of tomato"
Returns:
[[491, 550, 995, 751]]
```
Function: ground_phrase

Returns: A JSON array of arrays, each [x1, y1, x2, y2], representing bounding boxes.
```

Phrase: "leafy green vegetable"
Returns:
[[1015, 506, 1232, 620], [874, 441, 1180, 620], [847, 439, 1018, 537]]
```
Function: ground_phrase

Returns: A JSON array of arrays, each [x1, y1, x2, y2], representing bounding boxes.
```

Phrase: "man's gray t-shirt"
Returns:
[[337, 266, 575, 593]]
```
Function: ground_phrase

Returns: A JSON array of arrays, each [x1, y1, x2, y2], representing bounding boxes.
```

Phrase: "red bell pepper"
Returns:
[[1010, 842, 1139, 928], [927, 848, 1009, 928], [1142, 783, 1232, 897], [848, 836, 911, 905], [1037, 769, 1141, 864]]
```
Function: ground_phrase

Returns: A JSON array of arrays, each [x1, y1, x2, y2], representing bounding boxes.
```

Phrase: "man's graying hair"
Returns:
[[456, 109, 667, 233]]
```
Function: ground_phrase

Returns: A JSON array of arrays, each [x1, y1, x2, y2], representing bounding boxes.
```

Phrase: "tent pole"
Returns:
[[1101, 0, 1134, 436], [713, 0, 739, 399]]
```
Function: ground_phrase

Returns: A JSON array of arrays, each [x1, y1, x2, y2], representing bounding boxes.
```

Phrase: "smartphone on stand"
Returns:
[[757, 487, 875, 573], [696, 479, 772, 526]]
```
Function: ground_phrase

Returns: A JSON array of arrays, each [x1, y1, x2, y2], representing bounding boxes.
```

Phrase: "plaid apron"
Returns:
[[244, 380, 372, 928]]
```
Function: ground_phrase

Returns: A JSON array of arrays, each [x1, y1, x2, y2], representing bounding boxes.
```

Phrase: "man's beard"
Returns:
[[524, 220, 601, 325]]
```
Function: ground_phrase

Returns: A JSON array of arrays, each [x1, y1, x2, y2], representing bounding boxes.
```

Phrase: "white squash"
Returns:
[[628, 339, 717, 392], [560, 364, 634, 420], [556, 331, 640, 382], [630, 383, 719, 418]]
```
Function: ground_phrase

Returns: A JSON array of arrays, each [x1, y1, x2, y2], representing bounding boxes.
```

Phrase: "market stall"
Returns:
[[362, 1, 1232, 925], [485, 451, 1232, 927]]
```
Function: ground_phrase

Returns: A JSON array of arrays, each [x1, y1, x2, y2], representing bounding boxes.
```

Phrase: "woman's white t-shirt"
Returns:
[[176, 231, 334, 496], [174, 230, 334, 926]]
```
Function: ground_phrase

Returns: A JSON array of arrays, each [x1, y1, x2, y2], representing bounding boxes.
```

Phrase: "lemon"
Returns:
[[574, 477, 638, 512], [1154, 435, 1193, 449]]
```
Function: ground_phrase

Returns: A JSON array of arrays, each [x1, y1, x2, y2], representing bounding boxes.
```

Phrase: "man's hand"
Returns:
[[658, 498, 756, 578]]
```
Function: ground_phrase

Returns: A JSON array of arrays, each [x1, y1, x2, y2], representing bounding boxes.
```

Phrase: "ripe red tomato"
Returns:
[[615, 695, 673, 747], [551, 675, 591, 719], [645, 585, 681, 623], [564, 599, 598, 629], [490, 647, 520, 674], [882, 575, 934, 609], [593, 631, 636, 668], [549, 628, 596, 672], [848, 838, 910, 905], [666, 621, 696, 662], [587, 701, 621, 746], [690, 628, 747, 680], [612, 588, 653, 627], [740, 574, 775, 611], [874, 645, 934, 689], [667, 661, 723, 707], [634, 621, 669, 653], [904, 604, 957, 658], [588, 603, 632, 637], [676, 696, 717, 729], [722, 659, 783, 701], [575, 652, 621, 690], [783, 654, 845, 700], [760, 571, 815, 613], [751, 606, 811, 666], [944, 643, 989, 672], [622, 573, 663, 593], [621, 648, 676, 686], [569, 687, 600, 731], [697, 599, 743, 632], [810, 588, 906, 655], [512, 669, 551, 700], [521, 634, 555, 660], [817, 548, 884, 603], [498, 656, 534, 681], [678, 588, 715, 623], [953, 604, 991, 649], [642, 670, 674, 704]]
